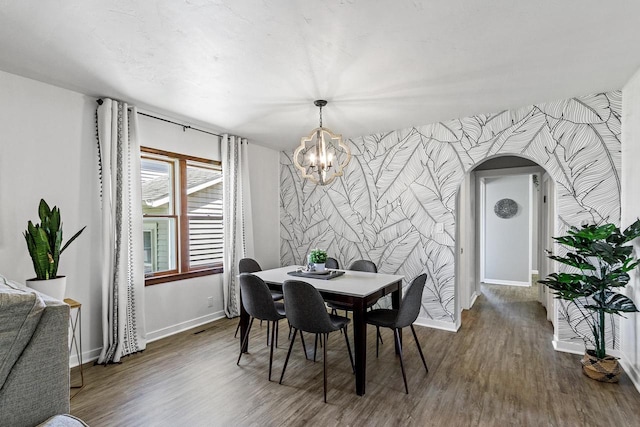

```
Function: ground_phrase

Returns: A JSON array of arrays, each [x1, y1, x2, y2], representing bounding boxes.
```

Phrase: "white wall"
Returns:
[[481, 173, 531, 285], [247, 143, 281, 270], [0, 69, 282, 364], [0, 70, 103, 360], [621, 66, 640, 392]]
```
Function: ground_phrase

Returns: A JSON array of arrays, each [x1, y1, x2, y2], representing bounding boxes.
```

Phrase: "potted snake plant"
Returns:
[[539, 219, 640, 382], [24, 199, 86, 300]]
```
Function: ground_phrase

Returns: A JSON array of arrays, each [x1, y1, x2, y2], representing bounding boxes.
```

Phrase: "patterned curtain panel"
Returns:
[[96, 98, 146, 364], [222, 135, 254, 318]]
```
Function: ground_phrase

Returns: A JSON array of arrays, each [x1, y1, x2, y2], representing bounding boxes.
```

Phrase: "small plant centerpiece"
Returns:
[[24, 199, 86, 300], [539, 219, 640, 382], [309, 249, 328, 272]]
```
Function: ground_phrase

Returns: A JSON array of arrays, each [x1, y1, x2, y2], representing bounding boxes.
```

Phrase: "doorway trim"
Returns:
[[457, 163, 548, 316]]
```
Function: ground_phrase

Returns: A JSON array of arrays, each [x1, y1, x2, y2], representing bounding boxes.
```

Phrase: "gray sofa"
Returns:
[[0, 275, 76, 426]]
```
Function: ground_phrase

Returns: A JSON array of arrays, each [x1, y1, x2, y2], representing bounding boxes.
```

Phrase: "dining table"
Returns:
[[239, 265, 404, 396]]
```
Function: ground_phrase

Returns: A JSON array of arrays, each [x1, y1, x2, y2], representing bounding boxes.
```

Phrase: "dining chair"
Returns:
[[235, 258, 284, 339], [237, 273, 286, 381], [239, 258, 284, 301], [279, 280, 355, 403], [327, 259, 383, 345], [325, 257, 339, 269], [348, 259, 377, 273], [328, 260, 377, 316], [366, 273, 428, 394]]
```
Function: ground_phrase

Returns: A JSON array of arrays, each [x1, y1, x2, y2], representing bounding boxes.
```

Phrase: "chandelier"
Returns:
[[293, 100, 351, 186]]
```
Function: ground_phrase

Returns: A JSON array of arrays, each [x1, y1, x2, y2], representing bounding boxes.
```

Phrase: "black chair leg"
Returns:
[[314, 334, 319, 362], [377, 327, 383, 345], [234, 319, 241, 338], [323, 333, 328, 403], [394, 328, 409, 394], [343, 325, 355, 374], [300, 330, 308, 360], [266, 321, 270, 346], [280, 328, 297, 384], [376, 326, 380, 358], [268, 320, 276, 381], [410, 324, 428, 372], [275, 321, 279, 348], [237, 317, 254, 365]]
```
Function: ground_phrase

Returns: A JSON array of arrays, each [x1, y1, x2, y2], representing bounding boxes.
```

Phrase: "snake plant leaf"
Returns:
[[61, 226, 87, 253], [585, 290, 639, 314], [38, 199, 51, 223], [24, 221, 54, 280]]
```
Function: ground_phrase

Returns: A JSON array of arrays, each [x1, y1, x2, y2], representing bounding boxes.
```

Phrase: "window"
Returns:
[[141, 147, 223, 285]]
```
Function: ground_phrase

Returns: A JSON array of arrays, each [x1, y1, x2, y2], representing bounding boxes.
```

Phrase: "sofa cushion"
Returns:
[[0, 275, 46, 388]]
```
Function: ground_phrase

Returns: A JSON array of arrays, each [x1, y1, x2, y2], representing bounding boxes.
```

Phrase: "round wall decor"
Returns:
[[494, 198, 518, 219]]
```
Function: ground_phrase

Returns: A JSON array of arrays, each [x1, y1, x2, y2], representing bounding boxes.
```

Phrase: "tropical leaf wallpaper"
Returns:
[[280, 91, 622, 342]]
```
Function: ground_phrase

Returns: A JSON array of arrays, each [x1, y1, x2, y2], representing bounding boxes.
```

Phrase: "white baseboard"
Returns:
[[69, 347, 102, 368], [552, 339, 622, 358], [414, 317, 459, 332], [468, 292, 478, 309], [146, 310, 226, 343], [620, 355, 640, 394], [68, 311, 226, 368], [483, 278, 531, 287]]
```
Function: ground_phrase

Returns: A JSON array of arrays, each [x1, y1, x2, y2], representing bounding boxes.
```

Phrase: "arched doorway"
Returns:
[[456, 155, 555, 328]]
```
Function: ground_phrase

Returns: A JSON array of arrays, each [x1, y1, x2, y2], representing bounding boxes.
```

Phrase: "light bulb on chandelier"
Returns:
[[293, 100, 351, 186]]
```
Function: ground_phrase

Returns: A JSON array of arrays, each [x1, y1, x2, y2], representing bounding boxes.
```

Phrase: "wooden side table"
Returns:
[[64, 298, 84, 389]]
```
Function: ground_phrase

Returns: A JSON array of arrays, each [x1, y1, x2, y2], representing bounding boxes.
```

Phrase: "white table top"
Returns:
[[251, 266, 404, 298]]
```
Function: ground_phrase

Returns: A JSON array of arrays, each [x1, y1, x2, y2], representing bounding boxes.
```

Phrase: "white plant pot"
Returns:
[[314, 263, 326, 272], [26, 276, 67, 301]]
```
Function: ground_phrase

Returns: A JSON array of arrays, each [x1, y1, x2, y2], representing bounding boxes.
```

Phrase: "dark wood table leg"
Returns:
[[391, 280, 403, 355], [353, 298, 367, 396], [240, 292, 249, 353]]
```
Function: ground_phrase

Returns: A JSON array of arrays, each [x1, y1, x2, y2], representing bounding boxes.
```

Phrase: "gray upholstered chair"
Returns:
[[348, 259, 377, 273], [366, 273, 428, 394], [239, 258, 284, 301], [325, 257, 339, 269], [237, 273, 287, 381], [327, 259, 383, 344], [279, 280, 354, 403], [328, 260, 377, 316], [235, 258, 284, 339]]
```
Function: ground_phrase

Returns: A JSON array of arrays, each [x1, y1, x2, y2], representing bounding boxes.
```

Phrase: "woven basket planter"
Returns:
[[581, 350, 621, 383]]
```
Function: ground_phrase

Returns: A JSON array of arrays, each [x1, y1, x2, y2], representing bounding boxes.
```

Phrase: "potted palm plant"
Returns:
[[539, 219, 640, 382], [24, 199, 86, 300]]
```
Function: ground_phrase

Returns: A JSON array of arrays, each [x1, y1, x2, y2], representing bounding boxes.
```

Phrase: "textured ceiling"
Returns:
[[1, 1, 639, 150]]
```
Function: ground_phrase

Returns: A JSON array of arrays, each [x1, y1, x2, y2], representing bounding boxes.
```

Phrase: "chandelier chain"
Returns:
[[319, 105, 323, 128]]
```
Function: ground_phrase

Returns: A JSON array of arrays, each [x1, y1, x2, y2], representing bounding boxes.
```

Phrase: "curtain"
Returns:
[[222, 134, 254, 318], [96, 98, 146, 364]]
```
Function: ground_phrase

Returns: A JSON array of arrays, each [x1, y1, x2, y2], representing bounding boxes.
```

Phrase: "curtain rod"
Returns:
[[96, 98, 222, 138]]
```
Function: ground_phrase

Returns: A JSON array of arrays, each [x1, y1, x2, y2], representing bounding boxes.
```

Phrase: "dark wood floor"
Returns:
[[70, 284, 640, 426]]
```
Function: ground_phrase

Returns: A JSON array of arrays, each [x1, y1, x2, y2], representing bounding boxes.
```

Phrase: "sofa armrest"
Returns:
[[0, 296, 70, 427]]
